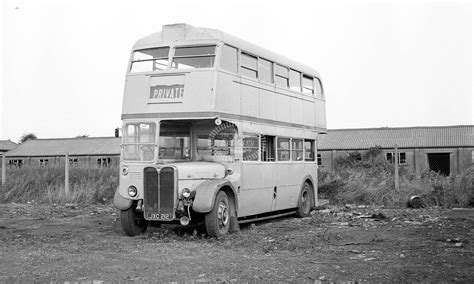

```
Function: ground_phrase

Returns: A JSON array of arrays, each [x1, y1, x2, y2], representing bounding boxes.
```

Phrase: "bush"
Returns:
[[318, 147, 473, 208], [0, 165, 118, 204]]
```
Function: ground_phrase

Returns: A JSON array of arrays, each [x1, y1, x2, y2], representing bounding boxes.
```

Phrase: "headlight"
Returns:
[[128, 186, 137, 197], [121, 167, 129, 175], [182, 188, 191, 198]]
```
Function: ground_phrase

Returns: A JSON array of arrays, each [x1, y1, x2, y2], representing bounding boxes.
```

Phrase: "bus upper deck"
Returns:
[[122, 23, 326, 132]]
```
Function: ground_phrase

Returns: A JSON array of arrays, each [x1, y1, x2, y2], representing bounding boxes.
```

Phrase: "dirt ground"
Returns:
[[0, 203, 473, 282]]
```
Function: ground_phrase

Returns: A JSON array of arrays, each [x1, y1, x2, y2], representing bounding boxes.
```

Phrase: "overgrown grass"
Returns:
[[318, 147, 473, 208], [0, 165, 118, 204]]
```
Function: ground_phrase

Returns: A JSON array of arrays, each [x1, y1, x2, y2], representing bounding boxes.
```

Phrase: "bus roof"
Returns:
[[133, 23, 321, 78]]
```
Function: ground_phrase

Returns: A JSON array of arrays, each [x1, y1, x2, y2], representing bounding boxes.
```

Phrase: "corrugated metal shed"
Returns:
[[0, 140, 18, 152], [6, 137, 121, 157], [318, 125, 474, 150]]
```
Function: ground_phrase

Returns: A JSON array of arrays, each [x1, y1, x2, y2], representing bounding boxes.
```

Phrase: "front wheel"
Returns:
[[296, 182, 313, 218], [205, 191, 231, 237], [120, 205, 148, 236]]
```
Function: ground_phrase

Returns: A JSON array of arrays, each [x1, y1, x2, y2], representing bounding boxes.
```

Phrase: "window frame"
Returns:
[[275, 64, 289, 88], [242, 133, 260, 162], [130, 47, 171, 72], [240, 52, 258, 79], [385, 152, 407, 165], [304, 139, 315, 162], [170, 44, 217, 70], [277, 137, 291, 162]]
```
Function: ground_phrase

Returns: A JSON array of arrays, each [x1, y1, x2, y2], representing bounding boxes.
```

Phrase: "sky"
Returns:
[[1, 0, 472, 142]]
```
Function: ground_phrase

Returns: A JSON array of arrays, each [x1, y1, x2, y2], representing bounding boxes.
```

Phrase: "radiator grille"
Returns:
[[143, 166, 175, 220], [143, 167, 159, 211], [159, 167, 175, 213]]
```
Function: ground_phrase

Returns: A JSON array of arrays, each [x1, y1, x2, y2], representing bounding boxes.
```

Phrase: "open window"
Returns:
[[130, 47, 170, 72], [261, 135, 276, 162], [171, 45, 216, 69]]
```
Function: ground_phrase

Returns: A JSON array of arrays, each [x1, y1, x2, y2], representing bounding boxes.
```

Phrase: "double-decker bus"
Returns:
[[113, 24, 327, 237]]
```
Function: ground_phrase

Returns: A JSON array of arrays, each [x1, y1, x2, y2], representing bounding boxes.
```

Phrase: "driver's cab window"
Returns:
[[159, 123, 191, 160]]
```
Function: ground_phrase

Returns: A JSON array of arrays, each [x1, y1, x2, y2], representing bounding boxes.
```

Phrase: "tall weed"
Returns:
[[0, 165, 118, 204], [318, 147, 473, 208]]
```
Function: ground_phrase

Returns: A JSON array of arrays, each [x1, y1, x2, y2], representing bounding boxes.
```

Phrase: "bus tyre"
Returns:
[[205, 191, 230, 237], [296, 182, 312, 218], [120, 206, 148, 236]]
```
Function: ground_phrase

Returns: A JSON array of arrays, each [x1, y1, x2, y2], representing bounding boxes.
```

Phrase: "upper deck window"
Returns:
[[171, 45, 216, 69], [221, 45, 238, 73], [302, 75, 314, 95], [258, 58, 273, 83], [289, 69, 301, 92], [130, 47, 170, 72], [275, 64, 289, 88], [241, 53, 258, 79], [315, 77, 323, 97]]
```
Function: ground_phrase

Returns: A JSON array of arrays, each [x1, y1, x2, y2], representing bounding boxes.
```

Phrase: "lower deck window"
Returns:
[[261, 135, 275, 162], [304, 140, 315, 161], [277, 138, 290, 161], [242, 135, 259, 161]]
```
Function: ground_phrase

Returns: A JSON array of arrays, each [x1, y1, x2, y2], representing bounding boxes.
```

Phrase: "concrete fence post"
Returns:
[[394, 144, 400, 191], [65, 153, 70, 195], [1, 153, 6, 186]]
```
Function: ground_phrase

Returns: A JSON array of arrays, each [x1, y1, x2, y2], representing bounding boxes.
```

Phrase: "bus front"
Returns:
[[114, 26, 239, 237]]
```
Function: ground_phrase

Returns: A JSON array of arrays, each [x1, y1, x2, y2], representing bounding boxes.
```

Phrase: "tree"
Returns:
[[20, 133, 37, 143]]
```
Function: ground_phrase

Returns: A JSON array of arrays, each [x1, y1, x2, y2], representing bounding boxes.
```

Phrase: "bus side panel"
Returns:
[[240, 78, 259, 118], [215, 72, 241, 114], [290, 98, 304, 125], [239, 163, 274, 216], [314, 99, 327, 129], [259, 88, 276, 121], [274, 94, 291, 123], [303, 100, 316, 127]]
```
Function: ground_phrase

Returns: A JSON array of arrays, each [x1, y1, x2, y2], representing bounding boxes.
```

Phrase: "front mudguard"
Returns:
[[192, 179, 238, 213], [113, 188, 133, 210]]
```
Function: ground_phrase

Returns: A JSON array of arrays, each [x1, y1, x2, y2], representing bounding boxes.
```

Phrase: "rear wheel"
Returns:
[[205, 191, 230, 237], [120, 205, 148, 236], [296, 182, 312, 218]]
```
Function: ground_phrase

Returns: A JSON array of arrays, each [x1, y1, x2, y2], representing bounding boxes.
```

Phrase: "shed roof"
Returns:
[[318, 125, 474, 150], [6, 137, 121, 157], [0, 140, 18, 152]]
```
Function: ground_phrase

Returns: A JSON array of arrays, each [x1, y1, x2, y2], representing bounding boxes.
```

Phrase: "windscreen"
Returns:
[[122, 123, 156, 161], [159, 123, 191, 160]]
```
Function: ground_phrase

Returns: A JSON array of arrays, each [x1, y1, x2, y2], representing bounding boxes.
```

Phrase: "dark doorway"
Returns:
[[427, 153, 450, 176]]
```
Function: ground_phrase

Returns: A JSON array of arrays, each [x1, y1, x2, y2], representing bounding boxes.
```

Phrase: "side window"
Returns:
[[304, 140, 315, 161], [289, 70, 301, 92], [261, 135, 276, 162], [277, 137, 290, 161], [315, 77, 323, 97], [291, 139, 304, 161], [221, 45, 238, 73], [242, 134, 260, 161], [302, 75, 314, 95], [275, 64, 289, 88], [258, 58, 273, 83], [240, 53, 258, 79]]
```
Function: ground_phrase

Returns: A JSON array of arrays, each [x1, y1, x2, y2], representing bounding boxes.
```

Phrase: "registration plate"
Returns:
[[146, 212, 173, 220]]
